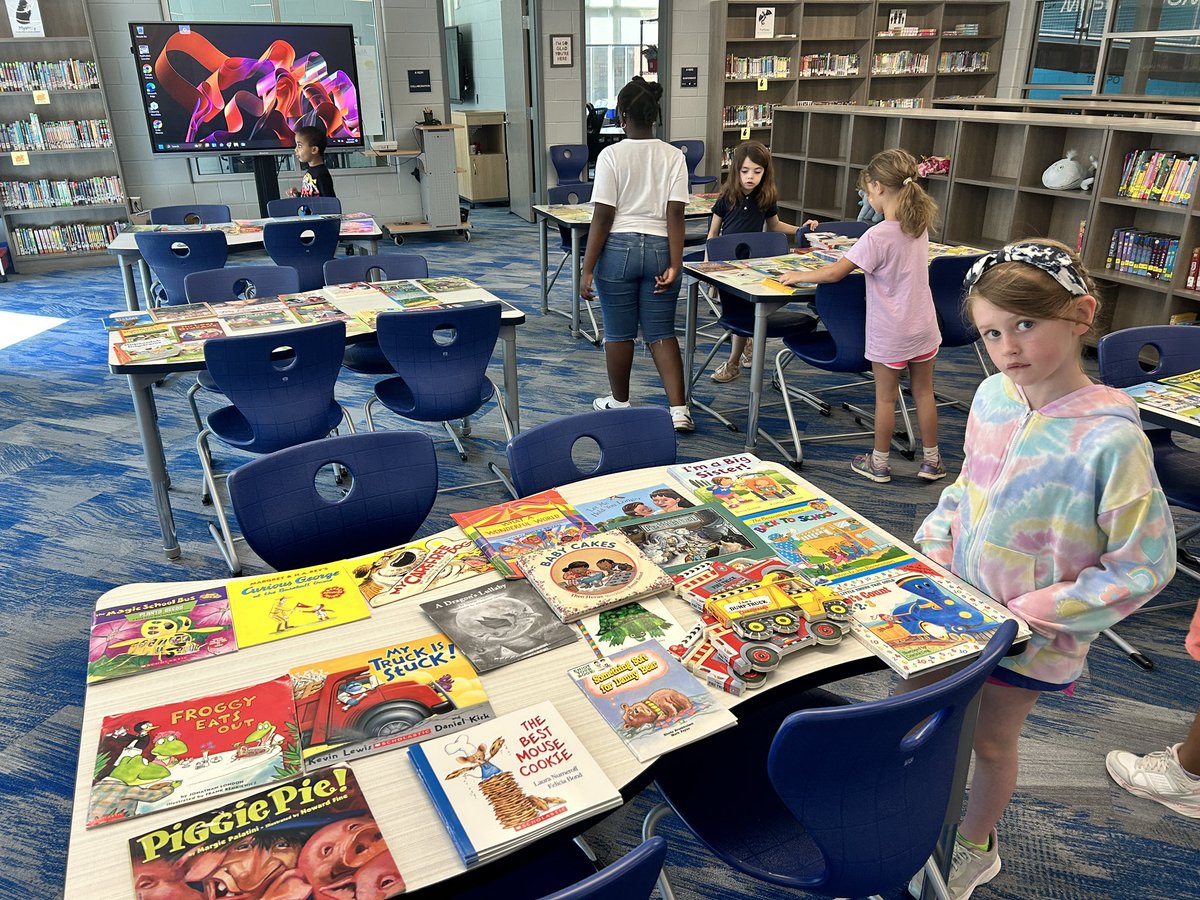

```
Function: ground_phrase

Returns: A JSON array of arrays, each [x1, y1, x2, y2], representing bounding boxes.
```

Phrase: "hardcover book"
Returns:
[[419, 579, 578, 673], [88, 676, 301, 829], [608, 502, 772, 575], [407, 701, 622, 866], [345, 532, 493, 608], [522, 533, 675, 622], [568, 641, 736, 762], [451, 490, 596, 579], [127, 766, 406, 899], [576, 596, 690, 658], [227, 562, 371, 648], [288, 634, 494, 766]]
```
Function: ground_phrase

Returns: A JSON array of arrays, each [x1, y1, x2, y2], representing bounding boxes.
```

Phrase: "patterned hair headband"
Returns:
[[963, 243, 1090, 296]]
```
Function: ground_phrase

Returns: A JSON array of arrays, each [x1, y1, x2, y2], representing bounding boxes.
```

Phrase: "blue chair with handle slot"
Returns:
[[148, 204, 231, 225], [670, 139, 717, 190], [550, 143, 590, 185], [263, 217, 341, 292], [267, 196, 343, 217], [134, 230, 228, 306], [324, 253, 430, 375]]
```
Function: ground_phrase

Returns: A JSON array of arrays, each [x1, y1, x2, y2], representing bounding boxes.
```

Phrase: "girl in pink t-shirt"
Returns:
[[779, 148, 942, 484]]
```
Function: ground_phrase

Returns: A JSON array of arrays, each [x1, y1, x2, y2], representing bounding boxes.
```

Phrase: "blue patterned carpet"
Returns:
[[2, 208, 1198, 898]]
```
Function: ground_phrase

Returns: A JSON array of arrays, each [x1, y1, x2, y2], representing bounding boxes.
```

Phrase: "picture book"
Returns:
[[87, 587, 237, 684], [149, 303, 214, 323], [522, 533, 675, 622], [88, 675, 301, 829], [290, 300, 354, 325], [675, 465, 815, 516], [573, 484, 694, 529], [419, 579, 578, 673], [127, 766, 406, 899], [117, 322, 174, 343], [278, 290, 335, 308], [407, 701, 622, 866], [418, 275, 476, 294], [101, 310, 153, 331], [345, 532, 493, 608], [836, 557, 1021, 677], [666, 453, 767, 484], [451, 490, 596, 579], [288, 634, 494, 766], [1163, 368, 1200, 393], [170, 319, 226, 343], [321, 280, 385, 302], [568, 641, 736, 762], [688, 260, 738, 274], [1125, 381, 1200, 419], [205, 295, 290, 317], [609, 502, 772, 575], [111, 338, 181, 366], [576, 596, 690, 658], [220, 307, 299, 332], [373, 279, 433, 303], [226, 562, 371, 648]]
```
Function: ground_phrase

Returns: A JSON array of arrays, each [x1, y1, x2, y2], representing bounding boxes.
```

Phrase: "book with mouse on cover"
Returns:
[[451, 490, 597, 579], [344, 532, 493, 608], [407, 700, 622, 866], [127, 765, 406, 899]]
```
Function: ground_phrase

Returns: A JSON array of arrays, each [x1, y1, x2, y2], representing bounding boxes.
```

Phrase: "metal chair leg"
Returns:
[[642, 801, 678, 900], [442, 420, 468, 460], [197, 429, 242, 575], [186, 379, 205, 433]]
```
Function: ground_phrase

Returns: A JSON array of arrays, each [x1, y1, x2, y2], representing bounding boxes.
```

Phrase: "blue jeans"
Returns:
[[595, 232, 680, 343]]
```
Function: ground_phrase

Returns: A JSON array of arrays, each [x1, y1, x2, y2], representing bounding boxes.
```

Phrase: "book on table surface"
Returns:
[[111, 338, 182, 365], [574, 483, 696, 530], [1125, 381, 1200, 419], [170, 319, 227, 343], [288, 633, 494, 767], [676, 464, 816, 517], [148, 303, 215, 323], [345, 531, 493, 608], [1161, 368, 1200, 393], [127, 765, 406, 898], [522, 533, 675, 622], [100, 310, 153, 331], [451, 489, 597, 579], [666, 453, 767, 484], [87, 586, 238, 684], [419, 579, 578, 673], [88, 675, 301, 829], [606, 502, 773, 575], [576, 596, 691, 658], [407, 700, 622, 867], [226, 562, 371, 648]]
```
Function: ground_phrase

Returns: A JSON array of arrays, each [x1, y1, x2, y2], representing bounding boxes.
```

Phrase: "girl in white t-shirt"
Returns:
[[778, 148, 943, 483], [580, 77, 693, 433]]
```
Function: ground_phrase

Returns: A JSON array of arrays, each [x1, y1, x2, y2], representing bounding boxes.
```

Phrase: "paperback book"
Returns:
[[573, 483, 691, 528], [127, 766, 406, 899], [345, 532, 493, 608], [407, 701, 622, 866], [1125, 381, 1200, 419], [675, 465, 814, 516], [522, 533, 675, 622], [451, 490, 596, 579], [666, 453, 767, 484], [608, 502, 771, 575], [227, 562, 371, 648], [568, 641, 736, 762], [288, 634, 494, 766], [88, 675, 301, 829], [576, 596, 690, 658]]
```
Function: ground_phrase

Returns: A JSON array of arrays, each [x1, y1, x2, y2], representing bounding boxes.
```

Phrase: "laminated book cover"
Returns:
[[419, 580, 578, 674], [227, 562, 371, 648], [407, 701, 621, 866], [574, 484, 695, 529], [1125, 381, 1200, 419], [345, 532, 493, 608], [576, 596, 690, 659], [675, 465, 815, 517], [568, 641, 736, 763], [288, 634, 494, 766], [609, 502, 772, 575], [666, 453, 766, 484], [88, 675, 301, 829], [127, 765, 406, 899], [87, 587, 237, 684], [451, 490, 596, 579], [149, 303, 214, 323], [522, 533, 675, 622]]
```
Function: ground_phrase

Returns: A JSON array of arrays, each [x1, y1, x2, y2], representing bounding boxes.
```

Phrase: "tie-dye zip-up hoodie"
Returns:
[[915, 373, 1176, 685]]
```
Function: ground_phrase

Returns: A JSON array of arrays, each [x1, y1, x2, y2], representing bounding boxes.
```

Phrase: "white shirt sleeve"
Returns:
[[591, 147, 619, 208], [666, 149, 689, 205]]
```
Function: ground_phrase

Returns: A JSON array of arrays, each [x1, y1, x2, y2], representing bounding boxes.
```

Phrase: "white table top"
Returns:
[[107, 215, 383, 254]]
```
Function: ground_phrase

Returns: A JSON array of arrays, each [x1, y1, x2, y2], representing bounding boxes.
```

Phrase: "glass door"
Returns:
[[1023, 0, 1110, 98]]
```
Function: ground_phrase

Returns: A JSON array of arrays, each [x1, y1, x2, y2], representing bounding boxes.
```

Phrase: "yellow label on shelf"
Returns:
[[32, 90, 50, 105], [740, 126, 752, 140], [10, 151, 30, 166], [757, 77, 768, 91]]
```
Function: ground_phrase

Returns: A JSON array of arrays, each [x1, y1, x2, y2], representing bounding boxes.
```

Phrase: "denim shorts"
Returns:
[[595, 232, 681, 343]]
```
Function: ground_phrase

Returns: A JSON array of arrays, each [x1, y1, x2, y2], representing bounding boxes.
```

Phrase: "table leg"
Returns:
[[569, 228, 581, 339], [743, 307, 769, 451], [128, 372, 180, 560], [138, 259, 153, 307], [116, 256, 139, 312], [684, 280, 698, 405], [499, 324, 520, 433], [538, 217, 549, 315]]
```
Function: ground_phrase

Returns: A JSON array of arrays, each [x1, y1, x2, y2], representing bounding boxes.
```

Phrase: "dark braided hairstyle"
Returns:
[[617, 76, 663, 128]]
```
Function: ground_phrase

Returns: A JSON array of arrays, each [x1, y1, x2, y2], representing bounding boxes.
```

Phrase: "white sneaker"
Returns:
[[670, 406, 694, 433], [593, 395, 631, 411], [1106, 743, 1200, 818], [908, 829, 1000, 900]]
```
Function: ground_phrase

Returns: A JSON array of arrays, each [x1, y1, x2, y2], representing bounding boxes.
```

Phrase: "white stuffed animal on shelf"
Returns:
[[1042, 150, 1098, 192]]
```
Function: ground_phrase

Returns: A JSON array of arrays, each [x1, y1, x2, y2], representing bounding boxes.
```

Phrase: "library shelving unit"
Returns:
[[769, 105, 1200, 335], [0, 0, 126, 270]]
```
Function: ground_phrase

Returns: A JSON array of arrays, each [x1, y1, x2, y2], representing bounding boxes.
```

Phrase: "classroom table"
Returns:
[[106, 214, 384, 312], [532, 194, 717, 344], [105, 280, 526, 561], [65, 462, 1018, 898]]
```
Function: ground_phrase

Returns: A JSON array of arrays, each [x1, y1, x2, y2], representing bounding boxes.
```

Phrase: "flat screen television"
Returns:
[[445, 26, 470, 104], [128, 21, 364, 155]]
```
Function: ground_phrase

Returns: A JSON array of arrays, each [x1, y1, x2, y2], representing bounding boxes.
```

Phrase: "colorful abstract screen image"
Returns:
[[129, 22, 363, 155]]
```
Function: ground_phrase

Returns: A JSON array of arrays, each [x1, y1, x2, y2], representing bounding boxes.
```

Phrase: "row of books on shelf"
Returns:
[[1116, 149, 1197, 207], [946, 24, 981, 35], [871, 51, 929, 75], [868, 97, 926, 108], [725, 55, 791, 79], [0, 114, 111, 151], [798, 53, 860, 77], [1105, 228, 1180, 282], [722, 103, 776, 128], [936, 50, 989, 73], [878, 27, 938, 36], [9, 220, 123, 257], [0, 174, 122, 209], [0, 58, 99, 92], [1185, 249, 1200, 290]]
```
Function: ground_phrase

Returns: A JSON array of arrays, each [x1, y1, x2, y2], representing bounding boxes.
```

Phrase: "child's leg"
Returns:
[[603, 341, 636, 402], [908, 357, 939, 453], [649, 337, 686, 406], [870, 362, 903, 453], [1179, 708, 1200, 775], [729, 334, 747, 364]]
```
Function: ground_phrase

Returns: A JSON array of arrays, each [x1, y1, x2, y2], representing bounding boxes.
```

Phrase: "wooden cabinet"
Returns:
[[451, 110, 508, 204]]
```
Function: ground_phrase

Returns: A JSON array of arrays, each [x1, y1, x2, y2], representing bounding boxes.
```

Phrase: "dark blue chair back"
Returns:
[[782, 273, 869, 373], [550, 144, 589, 185], [1098, 325, 1200, 388], [706, 232, 816, 338], [765, 619, 1018, 896], [506, 408, 677, 497], [816, 220, 872, 238], [929, 254, 984, 348], [267, 196, 343, 218], [204, 320, 347, 455], [134, 231, 229, 306], [374, 303, 503, 423], [148, 204, 231, 225], [707, 231, 788, 262], [670, 139, 717, 188], [263, 217, 341, 292], [227, 431, 437, 572], [323, 253, 428, 285], [185, 265, 300, 303], [541, 836, 668, 900], [547, 183, 594, 250]]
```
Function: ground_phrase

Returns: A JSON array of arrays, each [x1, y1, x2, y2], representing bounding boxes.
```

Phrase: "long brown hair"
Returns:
[[859, 148, 937, 238], [720, 140, 778, 212]]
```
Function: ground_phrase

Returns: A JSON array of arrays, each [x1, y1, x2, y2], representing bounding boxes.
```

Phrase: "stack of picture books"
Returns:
[[451, 489, 596, 579]]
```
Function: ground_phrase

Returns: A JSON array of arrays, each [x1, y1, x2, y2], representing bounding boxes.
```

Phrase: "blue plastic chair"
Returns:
[[198, 320, 354, 574], [134, 231, 228, 306], [148, 204, 231, 225], [323, 253, 430, 376], [670, 139, 717, 190], [550, 144, 589, 185], [503, 408, 676, 498], [366, 303, 513, 461], [546, 183, 601, 342], [227, 431, 437, 572], [644, 620, 1018, 899], [266, 196, 343, 217], [928, 253, 988, 411], [263, 217, 341, 292], [812, 219, 872, 238]]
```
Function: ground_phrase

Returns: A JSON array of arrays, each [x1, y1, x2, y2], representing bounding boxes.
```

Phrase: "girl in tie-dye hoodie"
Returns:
[[907, 239, 1175, 900]]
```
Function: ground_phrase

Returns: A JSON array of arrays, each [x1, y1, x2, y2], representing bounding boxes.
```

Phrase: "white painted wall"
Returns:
[[540, 0, 585, 188], [668, 0, 710, 150], [449, 0, 506, 110]]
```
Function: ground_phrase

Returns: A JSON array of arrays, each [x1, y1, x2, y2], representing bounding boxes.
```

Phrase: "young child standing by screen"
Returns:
[[288, 125, 335, 198], [581, 76, 693, 432], [778, 149, 943, 482], [908, 239, 1175, 899]]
